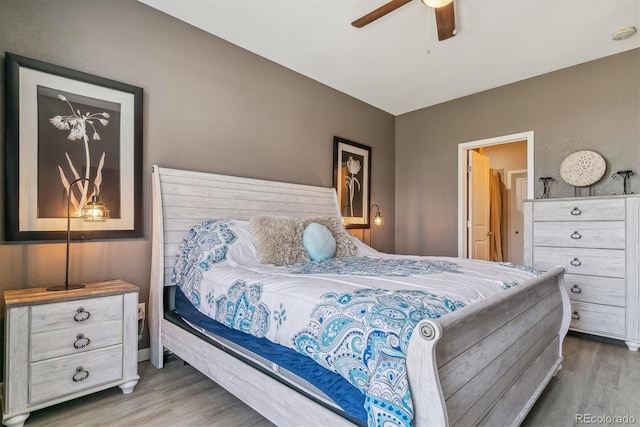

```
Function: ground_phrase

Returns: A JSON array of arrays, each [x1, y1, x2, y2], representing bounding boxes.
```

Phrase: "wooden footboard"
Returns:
[[407, 266, 569, 427]]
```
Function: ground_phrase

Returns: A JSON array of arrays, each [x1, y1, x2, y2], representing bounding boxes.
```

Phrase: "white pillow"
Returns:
[[173, 220, 258, 277], [172, 219, 259, 308]]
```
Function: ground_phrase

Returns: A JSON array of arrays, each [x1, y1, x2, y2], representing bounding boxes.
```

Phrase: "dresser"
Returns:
[[2, 280, 140, 427], [524, 195, 639, 351]]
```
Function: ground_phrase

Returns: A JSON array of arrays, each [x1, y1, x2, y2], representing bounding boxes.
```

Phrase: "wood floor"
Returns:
[[22, 333, 640, 426]]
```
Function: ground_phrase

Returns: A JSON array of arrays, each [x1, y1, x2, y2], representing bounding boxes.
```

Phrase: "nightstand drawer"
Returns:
[[570, 302, 625, 337], [533, 247, 625, 278], [30, 345, 123, 404], [30, 319, 123, 362], [533, 221, 625, 249], [564, 274, 626, 307], [533, 199, 625, 221], [31, 295, 123, 333]]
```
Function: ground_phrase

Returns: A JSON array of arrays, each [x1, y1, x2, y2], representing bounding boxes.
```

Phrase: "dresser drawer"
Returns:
[[31, 295, 123, 334], [570, 301, 625, 337], [533, 221, 625, 249], [30, 319, 123, 362], [533, 247, 625, 278], [533, 198, 626, 221], [564, 274, 626, 307], [30, 345, 123, 404]]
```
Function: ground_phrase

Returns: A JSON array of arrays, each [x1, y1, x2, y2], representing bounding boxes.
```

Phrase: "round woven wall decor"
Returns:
[[560, 150, 606, 187]]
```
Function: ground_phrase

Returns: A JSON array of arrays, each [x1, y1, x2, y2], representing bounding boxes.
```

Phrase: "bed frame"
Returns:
[[149, 165, 571, 426]]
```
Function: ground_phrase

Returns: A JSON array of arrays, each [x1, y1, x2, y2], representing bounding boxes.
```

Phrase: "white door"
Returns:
[[508, 173, 528, 264], [468, 150, 491, 260]]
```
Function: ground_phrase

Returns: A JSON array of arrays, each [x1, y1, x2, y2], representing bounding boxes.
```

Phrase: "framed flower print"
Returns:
[[4, 53, 143, 241], [333, 136, 371, 229]]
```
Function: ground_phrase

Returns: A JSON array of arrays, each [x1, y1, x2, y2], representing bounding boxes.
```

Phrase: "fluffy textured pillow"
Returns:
[[302, 223, 337, 261], [250, 216, 310, 265], [301, 216, 357, 258]]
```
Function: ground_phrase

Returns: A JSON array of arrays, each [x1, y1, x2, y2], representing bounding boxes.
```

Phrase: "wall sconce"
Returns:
[[47, 177, 109, 291], [371, 204, 384, 226], [369, 204, 384, 248]]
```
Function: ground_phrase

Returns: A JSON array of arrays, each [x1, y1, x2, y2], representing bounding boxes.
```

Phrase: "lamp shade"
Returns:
[[420, 0, 453, 7], [371, 204, 384, 226], [81, 195, 110, 222]]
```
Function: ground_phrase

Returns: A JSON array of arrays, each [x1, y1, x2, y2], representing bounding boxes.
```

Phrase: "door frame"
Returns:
[[457, 131, 534, 257]]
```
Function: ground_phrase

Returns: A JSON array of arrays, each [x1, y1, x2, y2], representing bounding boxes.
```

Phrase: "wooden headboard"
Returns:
[[150, 165, 341, 287], [149, 165, 341, 363]]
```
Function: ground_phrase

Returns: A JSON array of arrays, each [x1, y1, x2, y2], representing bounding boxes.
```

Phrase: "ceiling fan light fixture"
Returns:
[[420, 0, 453, 8]]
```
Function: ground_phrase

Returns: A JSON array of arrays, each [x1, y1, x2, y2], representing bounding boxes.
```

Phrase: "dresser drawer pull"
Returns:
[[570, 258, 582, 266], [73, 333, 91, 349], [572, 311, 580, 320], [570, 207, 582, 216], [73, 307, 91, 323], [570, 231, 582, 239], [570, 284, 582, 294], [72, 366, 90, 383]]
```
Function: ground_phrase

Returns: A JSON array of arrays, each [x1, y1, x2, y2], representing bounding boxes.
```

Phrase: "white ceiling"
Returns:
[[140, 0, 639, 116]]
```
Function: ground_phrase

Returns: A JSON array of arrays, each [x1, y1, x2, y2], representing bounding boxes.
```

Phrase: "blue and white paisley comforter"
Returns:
[[172, 220, 538, 427]]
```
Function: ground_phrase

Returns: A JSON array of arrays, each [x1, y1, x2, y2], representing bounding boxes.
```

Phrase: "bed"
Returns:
[[149, 165, 570, 427]]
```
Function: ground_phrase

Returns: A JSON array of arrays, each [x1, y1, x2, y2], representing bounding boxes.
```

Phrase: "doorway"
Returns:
[[457, 131, 534, 260]]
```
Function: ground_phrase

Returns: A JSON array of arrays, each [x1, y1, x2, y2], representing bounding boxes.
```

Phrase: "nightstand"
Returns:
[[1, 280, 140, 427]]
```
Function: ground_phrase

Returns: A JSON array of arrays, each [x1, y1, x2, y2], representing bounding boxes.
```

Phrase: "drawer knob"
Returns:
[[570, 284, 582, 294], [570, 207, 582, 216], [570, 257, 582, 266], [572, 311, 580, 320], [73, 307, 91, 323], [570, 231, 582, 239], [73, 333, 91, 349], [72, 366, 90, 383]]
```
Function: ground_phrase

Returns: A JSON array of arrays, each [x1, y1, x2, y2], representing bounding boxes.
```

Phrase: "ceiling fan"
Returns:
[[351, 0, 457, 41]]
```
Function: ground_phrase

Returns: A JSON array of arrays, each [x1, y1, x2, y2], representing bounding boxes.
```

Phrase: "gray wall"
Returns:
[[395, 49, 640, 256], [0, 0, 396, 347]]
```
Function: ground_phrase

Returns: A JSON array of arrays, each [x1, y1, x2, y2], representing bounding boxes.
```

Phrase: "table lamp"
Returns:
[[47, 177, 110, 291]]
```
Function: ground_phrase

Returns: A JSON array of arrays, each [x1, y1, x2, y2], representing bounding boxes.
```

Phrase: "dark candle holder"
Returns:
[[612, 170, 634, 195], [538, 177, 554, 198]]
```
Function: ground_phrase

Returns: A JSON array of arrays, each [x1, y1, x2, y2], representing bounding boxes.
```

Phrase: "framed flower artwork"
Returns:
[[333, 136, 371, 229], [4, 53, 143, 241]]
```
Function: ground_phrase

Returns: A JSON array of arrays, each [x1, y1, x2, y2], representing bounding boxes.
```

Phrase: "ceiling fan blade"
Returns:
[[434, 2, 456, 41], [351, 0, 412, 28]]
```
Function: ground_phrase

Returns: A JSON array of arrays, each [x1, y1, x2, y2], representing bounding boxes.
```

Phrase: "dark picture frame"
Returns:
[[333, 136, 371, 229], [4, 53, 143, 241]]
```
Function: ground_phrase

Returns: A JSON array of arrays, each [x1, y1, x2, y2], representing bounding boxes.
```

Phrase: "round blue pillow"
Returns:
[[302, 222, 336, 261]]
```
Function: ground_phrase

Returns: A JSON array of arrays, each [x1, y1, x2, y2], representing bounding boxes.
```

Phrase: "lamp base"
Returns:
[[47, 283, 86, 292]]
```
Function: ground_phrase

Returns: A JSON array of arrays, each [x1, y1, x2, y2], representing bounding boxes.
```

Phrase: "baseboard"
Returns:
[[567, 330, 628, 348], [138, 347, 150, 362]]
